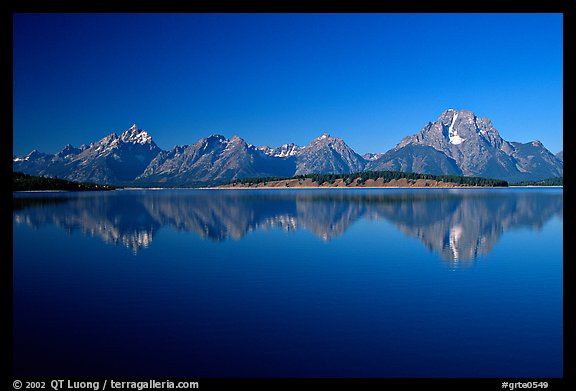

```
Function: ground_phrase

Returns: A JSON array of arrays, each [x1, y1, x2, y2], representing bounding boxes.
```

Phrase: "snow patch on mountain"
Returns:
[[448, 112, 465, 145]]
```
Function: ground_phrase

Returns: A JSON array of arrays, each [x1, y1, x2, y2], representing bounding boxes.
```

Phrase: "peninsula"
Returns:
[[218, 171, 508, 189]]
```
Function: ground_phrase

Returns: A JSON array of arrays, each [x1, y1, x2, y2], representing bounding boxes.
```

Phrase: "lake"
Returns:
[[12, 188, 563, 378]]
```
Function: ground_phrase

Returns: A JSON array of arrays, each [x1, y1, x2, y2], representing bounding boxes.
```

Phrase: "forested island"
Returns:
[[219, 171, 509, 188], [13, 172, 117, 191], [510, 177, 563, 187]]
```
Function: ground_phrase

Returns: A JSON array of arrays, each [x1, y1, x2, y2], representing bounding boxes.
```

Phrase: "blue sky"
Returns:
[[13, 13, 563, 156]]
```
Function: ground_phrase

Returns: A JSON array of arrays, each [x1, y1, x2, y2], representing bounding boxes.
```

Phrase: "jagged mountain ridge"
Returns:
[[14, 124, 162, 184], [369, 109, 563, 182], [14, 127, 364, 185], [13, 110, 563, 185], [137, 134, 296, 185]]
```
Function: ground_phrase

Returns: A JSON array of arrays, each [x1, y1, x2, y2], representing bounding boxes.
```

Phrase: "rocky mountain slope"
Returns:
[[294, 134, 366, 175], [367, 109, 562, 182], [14, 110, 562, 185], [14, 124, 162, 184], [136, 134, 296, 185]]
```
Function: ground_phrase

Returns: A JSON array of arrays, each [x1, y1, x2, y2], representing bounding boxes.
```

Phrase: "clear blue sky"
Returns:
[[13, 13, 563, 156]]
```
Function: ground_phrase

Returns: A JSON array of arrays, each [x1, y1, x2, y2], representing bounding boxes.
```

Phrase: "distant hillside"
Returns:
[[510, 177, 563, 187], [13, 172, 117, 191], [219, 170, 508, 188]]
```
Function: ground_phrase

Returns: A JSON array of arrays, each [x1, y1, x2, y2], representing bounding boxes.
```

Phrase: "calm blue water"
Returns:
[[13, 188, 563, 377]]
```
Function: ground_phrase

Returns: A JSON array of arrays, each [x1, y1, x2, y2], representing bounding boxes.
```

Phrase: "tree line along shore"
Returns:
[[13, 170, 563, 190], [219, 171, 509, 188], [13, 172, 117, 191]]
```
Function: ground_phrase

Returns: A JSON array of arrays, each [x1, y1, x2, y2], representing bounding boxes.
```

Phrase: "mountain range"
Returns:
[[13, 109, 563, 185]]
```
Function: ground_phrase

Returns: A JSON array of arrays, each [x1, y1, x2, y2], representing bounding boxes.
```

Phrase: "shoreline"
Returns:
[[13, 190, 69, 193], [207, 186, 561, 190], [216, 179, 502, 190], [206, 185, 506, 190], [13, 185, 563, 192]]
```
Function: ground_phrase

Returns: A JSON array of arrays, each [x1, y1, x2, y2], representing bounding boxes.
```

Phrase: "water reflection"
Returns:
[[13, 189, 562, 263]]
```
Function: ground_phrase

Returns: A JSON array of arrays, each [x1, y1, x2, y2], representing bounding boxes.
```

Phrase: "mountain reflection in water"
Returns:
[[13, 189, 562, 263]]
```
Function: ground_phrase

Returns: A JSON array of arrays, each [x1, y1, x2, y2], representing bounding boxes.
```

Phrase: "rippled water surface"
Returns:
[[13, 188, 563, 377]]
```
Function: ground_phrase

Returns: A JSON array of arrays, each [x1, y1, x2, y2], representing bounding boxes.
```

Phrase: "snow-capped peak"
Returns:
[[120, 125, 153, 145], [13, 149, 45, 162], [311, 133, 333, 144], [27, 149, 43, 158], [55, 143, 81, 159], [274, 143, 301, 158]]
